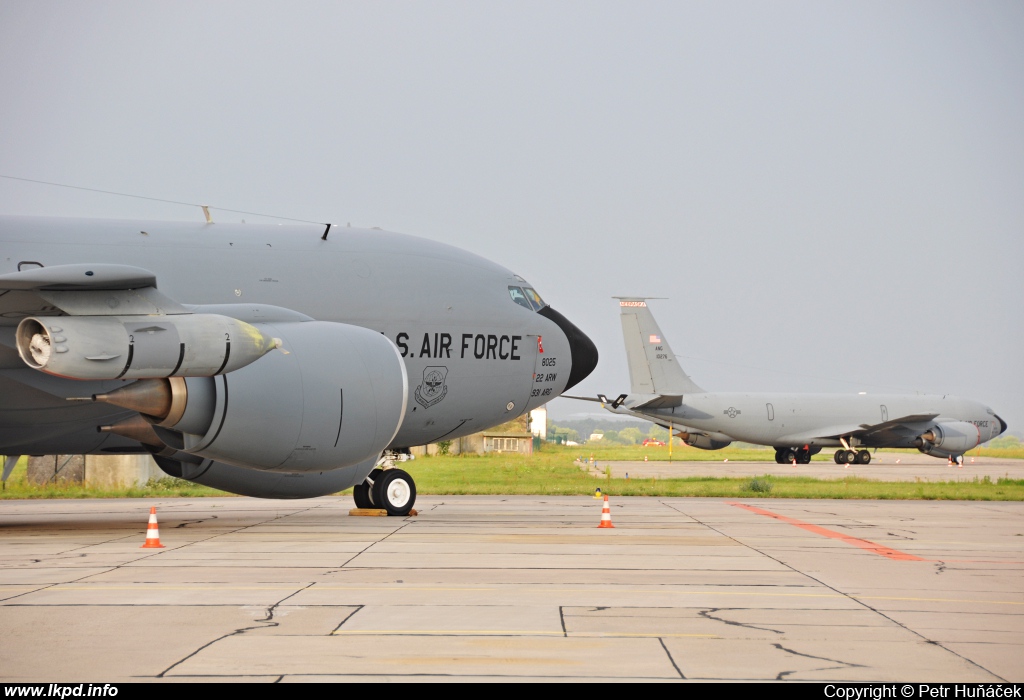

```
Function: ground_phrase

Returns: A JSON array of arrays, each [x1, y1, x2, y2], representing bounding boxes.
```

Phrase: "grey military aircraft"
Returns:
[[569, 298, 1005, 465], [0, 215, 597, 514]]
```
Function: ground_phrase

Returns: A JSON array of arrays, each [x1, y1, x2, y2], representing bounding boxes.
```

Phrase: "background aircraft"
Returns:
[[0, 215, 598, 514], [570, 298, 1004, 465]]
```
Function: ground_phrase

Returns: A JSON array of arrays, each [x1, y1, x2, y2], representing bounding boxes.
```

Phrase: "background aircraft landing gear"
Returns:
[[834, 450, 845, 464], [856, 450, 871, 465], [777, 447, 812, 464]]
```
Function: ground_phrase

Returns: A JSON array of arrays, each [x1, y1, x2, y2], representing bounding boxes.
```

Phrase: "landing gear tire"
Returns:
[[844, 450, 857, 464], [798, 449, 812, 464], [834, 450, 845, 465], [774, 449, 787, 465], [856, 450, 871, 465], [372, 468, 417, 516], [352, 481, 374, 509]]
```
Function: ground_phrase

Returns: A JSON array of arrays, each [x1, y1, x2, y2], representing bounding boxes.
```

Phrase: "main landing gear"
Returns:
[[775, 447, 812, 464], [834, 449, 871, 465], [353, 452, 417, 516]]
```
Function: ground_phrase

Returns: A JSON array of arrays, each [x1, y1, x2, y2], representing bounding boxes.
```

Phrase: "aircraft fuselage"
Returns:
[[0, 215, 595, 457], [627, 392, 1002, 449]]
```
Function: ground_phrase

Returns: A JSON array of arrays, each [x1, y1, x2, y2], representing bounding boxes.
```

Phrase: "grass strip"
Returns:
[[2, 447, 1022, 500], [409, 452, 1024, 500]]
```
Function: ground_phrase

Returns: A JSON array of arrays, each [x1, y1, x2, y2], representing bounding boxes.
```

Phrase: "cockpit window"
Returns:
[[524, 288, 546, 310], [508, 286, 533, 310]]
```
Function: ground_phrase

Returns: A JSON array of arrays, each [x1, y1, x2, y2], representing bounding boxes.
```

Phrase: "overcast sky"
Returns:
[[2, 1, 1022, 433]]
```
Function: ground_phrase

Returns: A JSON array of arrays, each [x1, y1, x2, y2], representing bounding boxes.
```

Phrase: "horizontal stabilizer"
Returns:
[[562, 394, 605, 404]]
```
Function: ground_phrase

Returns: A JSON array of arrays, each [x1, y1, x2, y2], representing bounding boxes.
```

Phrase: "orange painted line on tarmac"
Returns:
[[728, 502, 927, 561]]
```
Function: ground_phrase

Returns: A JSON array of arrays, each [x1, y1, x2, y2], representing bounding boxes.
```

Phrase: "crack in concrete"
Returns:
[[772, 642, 865, 680], [330, 605, 364, 634], [699, 607, 785, 635], [663, 499, 1009, 683], [659, 637, 685, 679], [175, 517, 217, 528]]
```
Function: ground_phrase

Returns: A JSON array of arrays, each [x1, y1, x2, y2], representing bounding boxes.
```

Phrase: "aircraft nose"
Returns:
[[995, 414, 1008, 435], [537, 306, 598, 390]]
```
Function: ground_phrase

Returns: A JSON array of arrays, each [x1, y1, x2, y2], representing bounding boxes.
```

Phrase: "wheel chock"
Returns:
[[349, 508, 418, 517]]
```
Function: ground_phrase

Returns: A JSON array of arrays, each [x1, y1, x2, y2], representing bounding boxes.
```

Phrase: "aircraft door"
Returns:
[[766, 403, 774, 421], [881, 405, 888, 422]]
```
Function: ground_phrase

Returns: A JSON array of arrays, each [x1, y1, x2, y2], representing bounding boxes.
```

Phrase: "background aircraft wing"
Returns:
[[853, 413, 941, 436], [781, 413, 941, 444]]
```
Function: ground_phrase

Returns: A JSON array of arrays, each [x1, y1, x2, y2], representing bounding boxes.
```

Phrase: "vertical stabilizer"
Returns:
[[616, 298, 704, 395]]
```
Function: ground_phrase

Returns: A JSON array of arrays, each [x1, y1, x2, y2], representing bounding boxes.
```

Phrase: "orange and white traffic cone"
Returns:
[[598, 495, 614, 529], [141, 506, 165, 548]]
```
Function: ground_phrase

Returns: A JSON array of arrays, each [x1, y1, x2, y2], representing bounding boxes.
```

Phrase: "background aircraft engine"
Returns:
[[915, 421, 982, 455], [95, 321, 408, 472], [677, 430, 733, 450], [16, 314, 278, 380]]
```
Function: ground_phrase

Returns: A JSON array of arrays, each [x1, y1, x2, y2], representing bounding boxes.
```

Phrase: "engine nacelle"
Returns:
[[94, 321, 408, 472], [677, 429, 733, 450], [915, 421, 981, 456], [152, 450, 379, 499], [16, 314, 278, 380]]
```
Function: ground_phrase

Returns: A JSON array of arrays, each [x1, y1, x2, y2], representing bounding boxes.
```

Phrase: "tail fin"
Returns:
[[616, 298, 704, 395]]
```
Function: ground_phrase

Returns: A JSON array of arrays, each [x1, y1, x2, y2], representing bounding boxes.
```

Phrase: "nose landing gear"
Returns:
[[353, 451, 417, 516]]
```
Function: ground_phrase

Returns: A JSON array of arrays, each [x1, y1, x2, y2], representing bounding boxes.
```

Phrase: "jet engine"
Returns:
[[151, 450, 379, 499], [675, 429, 733, 450], [16, 314, 279, 380], [915, 421, 981, 456], [92, 321, 407, 473]]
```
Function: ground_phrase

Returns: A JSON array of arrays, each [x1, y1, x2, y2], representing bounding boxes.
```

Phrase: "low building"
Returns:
[[26, 454, 164, 488], [409, 414, 534, 456]]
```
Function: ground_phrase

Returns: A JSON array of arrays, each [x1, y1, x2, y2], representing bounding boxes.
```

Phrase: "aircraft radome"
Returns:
[[0, 215, 598, 515], [568, 298, 1005, 465]]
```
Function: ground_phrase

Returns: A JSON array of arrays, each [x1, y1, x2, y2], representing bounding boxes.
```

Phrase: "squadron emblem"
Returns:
[[415, 366, 449, 409]]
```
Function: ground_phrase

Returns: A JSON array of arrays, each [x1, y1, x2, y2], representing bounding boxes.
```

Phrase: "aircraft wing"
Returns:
[[781, 413, 940, 444], [0, 263, 188, 316]]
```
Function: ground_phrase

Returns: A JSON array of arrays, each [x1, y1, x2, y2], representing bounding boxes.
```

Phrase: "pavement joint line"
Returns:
[[329, 630, 720, 637], [12, 584, 1024, 605]]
